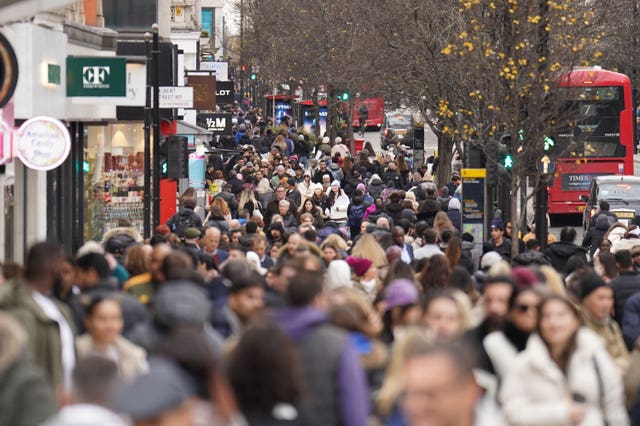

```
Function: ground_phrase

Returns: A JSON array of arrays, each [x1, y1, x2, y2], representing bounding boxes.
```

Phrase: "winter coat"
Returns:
[[483, 322, 531, 382], [325, 190, 350, 222], [273, 307, 369, 426], [0, 279, 76, 388], [582, 215, 611, 256], [368, 175, 386, 200], [207, 216, 230, 233], [76, 334, 148, 382], [623, 291, 640, 350], [500, 329, 629, 426], [41, 405, 128, 426], [446, 198, 462, 234], [543, 241, 587, 274], [461, 240, 481, 273], [610, 270, 640, 326], [581, 308, 630, 371], [166, 207, 203, 237], [612, 237, 640, 255], [416, 196, 442, 224], [347, 195, 367, 230], [0, 313, 56, 426], [384, 201, 404, 226]]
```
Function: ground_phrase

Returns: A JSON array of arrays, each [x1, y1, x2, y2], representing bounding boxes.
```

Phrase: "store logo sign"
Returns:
[[67, 57, 126, 97], [196, 113, 232, 135], [82, 66, 110, 88]]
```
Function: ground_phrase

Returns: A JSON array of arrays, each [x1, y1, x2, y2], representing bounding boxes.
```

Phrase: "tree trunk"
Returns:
[[436, 134, 452, 187]]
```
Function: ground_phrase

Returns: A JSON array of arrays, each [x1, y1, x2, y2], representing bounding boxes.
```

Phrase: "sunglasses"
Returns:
[[516, 304, 538, 313]]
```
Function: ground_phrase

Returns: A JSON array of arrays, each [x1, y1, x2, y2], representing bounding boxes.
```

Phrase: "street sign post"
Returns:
[[461, 168, 486, 250], [538, 155, 555, 175], [158, 86, 193, 108]]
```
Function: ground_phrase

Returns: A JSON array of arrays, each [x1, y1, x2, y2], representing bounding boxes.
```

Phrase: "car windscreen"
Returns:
[[387, 114, 412, 127], [598, 182, 640, 201]]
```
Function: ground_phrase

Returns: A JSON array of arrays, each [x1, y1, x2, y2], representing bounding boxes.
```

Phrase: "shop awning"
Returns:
[[0, 0, 77, 24], [177, 120, 212, 137]]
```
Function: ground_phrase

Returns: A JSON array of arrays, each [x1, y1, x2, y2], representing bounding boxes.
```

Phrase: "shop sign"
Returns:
[[67, 56, 126, 97], [215, 81, 234, 105], [0, 31, 19, 109], [196, 113, 232, 135], [186, 75, 216, 110], [16, 116, 71, 171], [159, 86, 193, 108], [461, 168, 486, 249], [200, 62, 229, 81]]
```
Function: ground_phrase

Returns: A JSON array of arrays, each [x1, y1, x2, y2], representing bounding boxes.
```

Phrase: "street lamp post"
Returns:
[[143, 31, 152, 239], [152, 23, 161, 230]]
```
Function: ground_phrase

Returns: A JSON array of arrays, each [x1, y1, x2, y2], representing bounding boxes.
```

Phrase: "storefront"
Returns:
[[84, 122, 145, 241]]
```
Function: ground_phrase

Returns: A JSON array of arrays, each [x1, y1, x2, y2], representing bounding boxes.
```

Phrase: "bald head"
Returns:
[[376, 217, 390, 230], [203, 227, 222, 253]]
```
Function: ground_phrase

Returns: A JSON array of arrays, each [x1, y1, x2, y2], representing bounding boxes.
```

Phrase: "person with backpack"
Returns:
[[347, 190, 369, 240], [166, 198, 203, 238]]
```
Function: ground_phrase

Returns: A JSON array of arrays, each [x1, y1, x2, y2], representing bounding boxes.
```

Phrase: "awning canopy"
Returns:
[[177, 120, 212, 136]]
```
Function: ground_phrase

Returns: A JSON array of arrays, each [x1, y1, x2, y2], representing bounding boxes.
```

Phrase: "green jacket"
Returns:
[[0, 279, 76, 388]]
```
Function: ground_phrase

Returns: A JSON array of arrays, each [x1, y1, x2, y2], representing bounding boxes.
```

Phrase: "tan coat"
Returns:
[[581, 309, 630, 371], [76, 334, 148, 381]]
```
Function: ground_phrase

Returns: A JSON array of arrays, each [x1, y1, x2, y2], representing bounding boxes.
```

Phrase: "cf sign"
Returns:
[[82, 66, 110, 88]]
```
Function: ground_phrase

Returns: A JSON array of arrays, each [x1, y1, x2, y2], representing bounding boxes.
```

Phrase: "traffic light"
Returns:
[[543, 135, 555, 151], [166, 135, 188, 179], [250, 73, 256, 80], [340, 91, 349, 101], [503, 152, 514, 169], [498, 133, 513, 170], [241, 64, 247, 72], [158, 138, 168, 178]]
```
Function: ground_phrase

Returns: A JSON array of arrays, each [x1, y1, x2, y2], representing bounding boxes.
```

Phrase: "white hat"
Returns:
[[322, 136, 330, 144], [480, 251, 502, 270], [335, 137, 342, 144]]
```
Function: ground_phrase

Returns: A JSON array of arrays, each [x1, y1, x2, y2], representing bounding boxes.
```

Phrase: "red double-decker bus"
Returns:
[[547, 67, 635, 215]]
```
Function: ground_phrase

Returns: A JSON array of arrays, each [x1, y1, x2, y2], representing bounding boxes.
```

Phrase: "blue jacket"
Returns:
[[622, 291, 640, 350], [273, 307, 369, 426]]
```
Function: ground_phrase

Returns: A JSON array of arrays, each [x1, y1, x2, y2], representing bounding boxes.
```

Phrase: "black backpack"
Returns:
[[172, 214, 197, 238]]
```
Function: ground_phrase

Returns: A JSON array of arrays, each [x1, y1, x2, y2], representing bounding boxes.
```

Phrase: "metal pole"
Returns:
[[152, 23, 161, 230], [535, 175, 549, 250], [143, 31, 152, 239]]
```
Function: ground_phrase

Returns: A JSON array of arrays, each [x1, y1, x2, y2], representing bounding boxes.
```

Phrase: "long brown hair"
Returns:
[[536, 295, 582, 374], [418, 254, 451, 293], [444, 236, 462, 270]]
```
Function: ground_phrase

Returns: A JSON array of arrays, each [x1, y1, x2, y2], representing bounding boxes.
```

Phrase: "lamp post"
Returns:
[[143, 31, 152, 239], [152, 23, 160, 230]]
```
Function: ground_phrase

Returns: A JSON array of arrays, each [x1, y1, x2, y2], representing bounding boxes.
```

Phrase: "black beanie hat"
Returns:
[[579, 273, 608, 301]]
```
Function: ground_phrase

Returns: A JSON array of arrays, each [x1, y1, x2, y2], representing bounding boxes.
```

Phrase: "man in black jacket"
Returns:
[[610, 249, 640, 325], [543, 227, 587, 274]]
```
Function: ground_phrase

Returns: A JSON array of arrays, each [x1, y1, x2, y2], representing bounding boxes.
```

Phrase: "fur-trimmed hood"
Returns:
[[0, 312, 28, 375], [101, 227, 143, 244]]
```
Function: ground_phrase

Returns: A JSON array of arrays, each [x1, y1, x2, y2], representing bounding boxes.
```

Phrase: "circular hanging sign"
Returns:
[[0, 31, 18, 109], [17, 116, 71, 171]]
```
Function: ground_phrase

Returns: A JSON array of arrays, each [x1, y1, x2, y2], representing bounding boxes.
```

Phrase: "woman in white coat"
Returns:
[[500, 294, 629, 426], [325, 180, 350, 226]]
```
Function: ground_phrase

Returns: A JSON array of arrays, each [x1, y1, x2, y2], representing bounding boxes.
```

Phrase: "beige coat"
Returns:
[[76, 334, 148, 381], [581, 309, 630, 371], [500, 328, 629, 426]]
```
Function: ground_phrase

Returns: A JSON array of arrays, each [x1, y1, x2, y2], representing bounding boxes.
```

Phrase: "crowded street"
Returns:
[[3, 1, 640, 426]]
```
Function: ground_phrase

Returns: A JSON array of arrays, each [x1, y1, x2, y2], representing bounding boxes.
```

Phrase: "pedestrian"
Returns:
[[500, 294, 629, 426]]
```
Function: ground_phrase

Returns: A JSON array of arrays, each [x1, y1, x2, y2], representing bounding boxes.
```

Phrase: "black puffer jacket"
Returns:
[[543, 242, 587, 274], [367, 176, 386, 200], [582, 215, 610, 256]]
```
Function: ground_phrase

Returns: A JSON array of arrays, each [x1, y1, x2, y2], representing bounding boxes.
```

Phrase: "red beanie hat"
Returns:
[[346, 256, 374, 277]]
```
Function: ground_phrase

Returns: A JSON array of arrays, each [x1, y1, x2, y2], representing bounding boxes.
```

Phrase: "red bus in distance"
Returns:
[[547, 67, 634, 215]]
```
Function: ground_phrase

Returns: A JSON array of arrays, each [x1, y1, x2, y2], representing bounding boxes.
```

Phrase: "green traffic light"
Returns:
[[83, 161, 90, 173], [250, 73, 256, 80], [504, 154, 514, 169], [162, 162, 168, 175], [543, 136, 555, 151], [341, 92, 349, 101]]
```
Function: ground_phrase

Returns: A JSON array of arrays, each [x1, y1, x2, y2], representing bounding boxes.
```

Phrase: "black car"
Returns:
[[581, 175, 640, 231], [380, 110, 414, 150]]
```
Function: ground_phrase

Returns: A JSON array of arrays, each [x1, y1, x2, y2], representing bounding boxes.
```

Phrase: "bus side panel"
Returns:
[[353, 97, 384, 128], [548, 161, 627, 214]]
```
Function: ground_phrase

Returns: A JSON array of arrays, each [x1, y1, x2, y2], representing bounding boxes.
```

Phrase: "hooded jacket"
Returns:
[[0, 313, 56, 426], [273, 308, 369, 426], [543, 241, 587, 274], [582, 215, 611, 256], [500, 329, 629, 426], [367, 175, 386, 200], [446, 198, 462, 233]]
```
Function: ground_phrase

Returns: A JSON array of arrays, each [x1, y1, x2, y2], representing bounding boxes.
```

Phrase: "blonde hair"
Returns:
[[488, 260, 512, 277], [433, 211, 456, 237], [322, 234, 348, 252], [537, 265, 566, 296], [351, 233, 387, 268], [238, 188, 259, 212]]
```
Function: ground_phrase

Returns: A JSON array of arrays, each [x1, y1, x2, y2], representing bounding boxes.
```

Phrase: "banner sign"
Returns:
[[67, 56, 126, 97], [561, 173, 607, 191], [159, 86, 194, 108], [215, 81, 234, 105], [196, 113, 233, 135], [199, 61, 229, 81], [186, 75, 216, 110], [16, 116, 71, 171]]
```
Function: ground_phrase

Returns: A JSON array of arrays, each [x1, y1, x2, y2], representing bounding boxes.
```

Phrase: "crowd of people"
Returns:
[[3, 113, 640, 425]]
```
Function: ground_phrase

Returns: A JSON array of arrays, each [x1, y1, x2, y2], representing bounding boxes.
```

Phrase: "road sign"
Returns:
[[159, 86, 193, 108], [538, 155, 555, 174]]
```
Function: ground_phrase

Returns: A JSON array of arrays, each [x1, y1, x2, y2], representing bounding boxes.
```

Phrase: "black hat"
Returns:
[[579, 273, 609, 301]]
